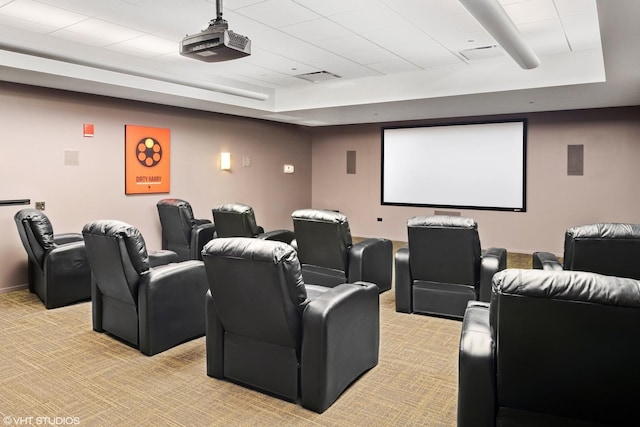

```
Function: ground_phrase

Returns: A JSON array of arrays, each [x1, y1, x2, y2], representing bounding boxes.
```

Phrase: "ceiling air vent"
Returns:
[[459, 45, 504, 61], [295, 71, 341, 83]]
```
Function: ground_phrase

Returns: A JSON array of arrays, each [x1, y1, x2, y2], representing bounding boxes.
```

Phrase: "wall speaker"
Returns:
[[346, 150, 356, 174], [567, 144, 584, 176]]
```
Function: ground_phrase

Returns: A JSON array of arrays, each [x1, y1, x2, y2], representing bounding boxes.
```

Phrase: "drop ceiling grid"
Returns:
[[0, 0, 614, 125]]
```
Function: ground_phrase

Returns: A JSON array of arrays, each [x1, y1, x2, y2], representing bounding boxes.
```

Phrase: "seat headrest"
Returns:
[[213, 203, 253, 215], [408, 215, 477, 229], [291, 209, 347, 224], [82, 220, 149, 274], [157, 198, 189, 209], [203, 236, 296, 264], [492, 269, 640, 309], [568, 223, 640, 240], [15, 208, 55, 248]]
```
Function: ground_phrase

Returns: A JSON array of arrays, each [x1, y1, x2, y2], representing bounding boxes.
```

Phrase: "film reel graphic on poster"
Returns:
[[124, 125, 171, 195], [137, 137, 162, 167]]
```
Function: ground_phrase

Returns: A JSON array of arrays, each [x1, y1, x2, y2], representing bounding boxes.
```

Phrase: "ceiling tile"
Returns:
[[280, 18, 352, 42], [292, 0, 380, 17], [106, 34, 177, 57], [51, 19, 143, 47], [561, 13, 602, 52], [236, 0, 319, 28], [387, 40, 462, 68], [330, 4, 405, 34], [0, 0, 87, 30], [320, 34, 380, 55], [349, 48, 399, 66], [519, 19, 569, 55], [503, 0, 558, 25], [554, 0, 597, 17], [367, 59, 421, 74], [34, 0, 129, 18]]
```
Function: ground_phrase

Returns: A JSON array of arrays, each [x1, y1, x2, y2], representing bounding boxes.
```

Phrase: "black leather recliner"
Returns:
[[290, 209, 392, 292], [533, 222, 640, 279], [156, 198, 216, 261], [458, 269, 640, 427], [212, 203, 294, 243], [82, 220, 208, 356], [395, 215, 506, 319], [202, 237, 380, 413], [14, 208, 91, 309]]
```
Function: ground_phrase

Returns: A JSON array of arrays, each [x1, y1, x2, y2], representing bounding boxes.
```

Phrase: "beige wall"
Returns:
[[0, 83, 312, 291], [310, 107, 640, 254], [2, 81, 639, 292]]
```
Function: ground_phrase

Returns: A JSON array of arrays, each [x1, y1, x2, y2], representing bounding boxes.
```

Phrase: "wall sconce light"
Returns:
[[220, 152, 231, 171]]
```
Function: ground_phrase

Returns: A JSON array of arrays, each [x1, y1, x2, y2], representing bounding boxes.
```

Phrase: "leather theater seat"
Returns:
[[395, 215, 506, 319], [156, 198, 216, 261], [533, 222, 640, 279], [202, 237, 380, 413], [14, 208, 91, 309], [458, 268, 640, 427], [82, 220, 208, 356], [212, 202, 294, 243], [290, 209, 392, 292]]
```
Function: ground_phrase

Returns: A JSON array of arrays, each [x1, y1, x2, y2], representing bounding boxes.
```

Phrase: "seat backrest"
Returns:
[[14, 208, 56, 269], [563, 223, 640, 279], [407, 215, 481, 286], [291, 209, 352, 272], [157, 198, 195, 245], [212, 203, 261, 238], [157, 198, 197, 259], [491, 269, 640, 426], [82, 220, 150, 306], [202, 237, 307, 353]]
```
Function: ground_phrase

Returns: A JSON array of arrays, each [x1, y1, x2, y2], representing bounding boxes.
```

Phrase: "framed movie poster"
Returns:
[[124, 125, 170, 194]]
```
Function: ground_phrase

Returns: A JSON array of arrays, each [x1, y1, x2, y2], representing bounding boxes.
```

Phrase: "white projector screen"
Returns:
[[382, 120, 526, 211]]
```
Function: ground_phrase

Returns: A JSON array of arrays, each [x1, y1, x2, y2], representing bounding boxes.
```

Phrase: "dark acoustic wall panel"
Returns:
[[567, 144, 584, 176], [346, 150, 356, 174]]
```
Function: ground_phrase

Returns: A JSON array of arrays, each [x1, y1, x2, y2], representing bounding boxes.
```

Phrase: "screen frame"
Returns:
[[380, 119, 527, 212]]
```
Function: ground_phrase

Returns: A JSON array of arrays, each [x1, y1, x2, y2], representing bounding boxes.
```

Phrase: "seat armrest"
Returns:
[[394, 246, 412, 312], [348, 238, 393, 292], [53, 232, 83, 245], [301, 282, 379, 413], [532, 251, 563, 271], [258, 229, 295, 244], [44, 241, 91, 308], [479, 247, 507, 302], [192, 218, 211, 226], [148, 249, 179, 267], [138, 260, 208, 355], [458, 301, 495, 427], [192, 223, 216, 260]]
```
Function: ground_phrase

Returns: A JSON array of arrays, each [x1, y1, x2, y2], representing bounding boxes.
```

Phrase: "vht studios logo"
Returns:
[[136, 137, 162, 167]]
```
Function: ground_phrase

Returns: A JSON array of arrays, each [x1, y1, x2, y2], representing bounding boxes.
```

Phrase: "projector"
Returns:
[[180, 19, 251, 62]]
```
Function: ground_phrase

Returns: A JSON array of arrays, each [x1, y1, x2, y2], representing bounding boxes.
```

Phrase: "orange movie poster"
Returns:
[[125, 125, 170, 195]]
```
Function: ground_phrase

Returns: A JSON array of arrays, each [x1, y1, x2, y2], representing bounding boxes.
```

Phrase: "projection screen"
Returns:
[[381, 120, 526, 211]]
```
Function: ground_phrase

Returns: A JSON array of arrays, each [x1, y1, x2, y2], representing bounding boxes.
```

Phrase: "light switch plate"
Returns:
[[283, 164, 294, 174]]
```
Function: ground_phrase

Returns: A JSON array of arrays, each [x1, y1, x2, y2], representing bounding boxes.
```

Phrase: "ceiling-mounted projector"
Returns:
[[180, 0, 250, 62]]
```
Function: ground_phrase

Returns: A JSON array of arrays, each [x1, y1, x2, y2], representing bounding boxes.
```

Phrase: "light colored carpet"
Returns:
[[0, 248, 531, 426]]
